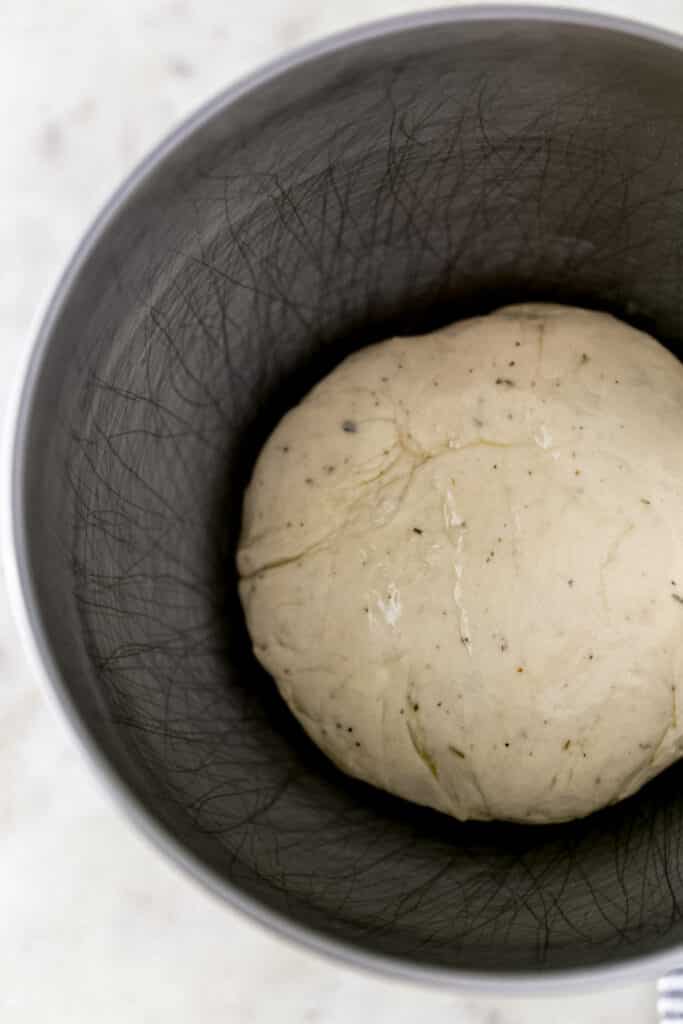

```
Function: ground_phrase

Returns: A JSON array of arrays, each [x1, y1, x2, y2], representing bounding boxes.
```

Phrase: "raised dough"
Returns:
[[238, 305, 683, 823]]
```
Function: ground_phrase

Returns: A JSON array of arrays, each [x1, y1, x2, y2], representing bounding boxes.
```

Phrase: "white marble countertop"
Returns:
[[3, 1, 683, 1020]]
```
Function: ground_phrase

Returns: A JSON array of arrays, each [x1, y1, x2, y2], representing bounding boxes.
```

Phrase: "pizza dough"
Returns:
[[237, 304, 683, 824]]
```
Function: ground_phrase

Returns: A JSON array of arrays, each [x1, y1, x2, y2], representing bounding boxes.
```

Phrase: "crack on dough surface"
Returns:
[[598, 520, 636, 614]]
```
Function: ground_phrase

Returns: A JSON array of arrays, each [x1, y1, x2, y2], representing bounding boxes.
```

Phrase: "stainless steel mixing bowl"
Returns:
[[8, 6, 683, 990]]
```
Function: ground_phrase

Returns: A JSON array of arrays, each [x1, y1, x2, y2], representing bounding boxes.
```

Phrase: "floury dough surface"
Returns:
[[237, 305, 683, 824]]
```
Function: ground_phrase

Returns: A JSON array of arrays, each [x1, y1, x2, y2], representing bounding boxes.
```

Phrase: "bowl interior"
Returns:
[[16, 13, 683, 979]]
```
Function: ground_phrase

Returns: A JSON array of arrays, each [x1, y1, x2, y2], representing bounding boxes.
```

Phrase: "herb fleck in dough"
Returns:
[[238, 305, 683, 823]]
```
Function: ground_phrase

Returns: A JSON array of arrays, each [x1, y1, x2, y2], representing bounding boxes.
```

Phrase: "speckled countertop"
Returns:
[[3, 1, 682, 1020]]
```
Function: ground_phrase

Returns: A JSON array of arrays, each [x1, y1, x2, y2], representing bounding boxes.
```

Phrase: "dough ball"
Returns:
[[237, 305, 683, 824]]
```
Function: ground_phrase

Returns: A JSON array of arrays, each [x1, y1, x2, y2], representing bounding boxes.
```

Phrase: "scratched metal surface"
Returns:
[[15, 13, 683, 978]]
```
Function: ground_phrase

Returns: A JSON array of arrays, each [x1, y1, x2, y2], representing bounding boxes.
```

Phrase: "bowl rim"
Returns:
[[7, 4, 683, 992]]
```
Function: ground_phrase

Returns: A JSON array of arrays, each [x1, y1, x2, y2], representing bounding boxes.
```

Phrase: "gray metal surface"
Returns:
[[8, 6, 683, 989]]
